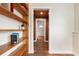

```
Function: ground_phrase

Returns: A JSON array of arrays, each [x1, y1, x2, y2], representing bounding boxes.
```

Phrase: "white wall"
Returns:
[[49, 4, 74, 54], [14, 9, 22, 18], [29, 3, 74, 54], [0, 10, 22, 46], [73, 4, 79, 55]]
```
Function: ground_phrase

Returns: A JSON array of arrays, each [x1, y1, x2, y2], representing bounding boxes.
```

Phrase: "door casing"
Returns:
[[33, 9, 49, 51]]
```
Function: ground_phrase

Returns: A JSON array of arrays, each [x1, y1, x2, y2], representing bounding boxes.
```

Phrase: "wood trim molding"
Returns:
[[22, 16, 29, 52], [10, 3, 14, 12]]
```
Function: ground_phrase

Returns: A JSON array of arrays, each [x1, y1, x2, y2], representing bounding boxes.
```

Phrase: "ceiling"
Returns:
[[34, 9, 49, 18]]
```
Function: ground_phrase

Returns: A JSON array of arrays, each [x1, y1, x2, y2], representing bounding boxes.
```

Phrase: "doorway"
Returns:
[[35, 18, 46, 42], [34, 9, 49, 55]]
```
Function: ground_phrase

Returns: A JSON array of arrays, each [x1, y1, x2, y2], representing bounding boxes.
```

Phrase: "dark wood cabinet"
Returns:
[[11, 35, 17, 44], [11, 33, 19, 44]]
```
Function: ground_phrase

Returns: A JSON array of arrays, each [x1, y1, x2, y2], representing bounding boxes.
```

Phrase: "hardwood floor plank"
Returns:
[[0, 42, 18, 55], [9, 44, 28, 56]]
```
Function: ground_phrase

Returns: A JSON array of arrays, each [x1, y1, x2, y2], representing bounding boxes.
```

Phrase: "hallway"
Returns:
[[34, 36, 48, 56], [0, 3, 76, 56]]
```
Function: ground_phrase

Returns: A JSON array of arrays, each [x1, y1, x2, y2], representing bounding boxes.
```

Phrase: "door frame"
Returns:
[[33, 9, 49, 51], [34, 18, 48, 42], [29, 6, 52, 53]]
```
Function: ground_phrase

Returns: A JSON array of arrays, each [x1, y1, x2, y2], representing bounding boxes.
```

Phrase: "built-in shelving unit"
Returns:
[[13, 3, 28, 16], [0, 6, 27, 24], [0, 3, 29, 55], [0, 3, 29, 32]]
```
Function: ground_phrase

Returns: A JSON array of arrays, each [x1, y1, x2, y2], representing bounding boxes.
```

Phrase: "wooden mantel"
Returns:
[[0, 6, 27, 24]]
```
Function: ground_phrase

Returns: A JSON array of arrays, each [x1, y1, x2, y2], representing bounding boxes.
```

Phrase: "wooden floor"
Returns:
[[9, 36, 74, 56], [0, 36, 74, 56], [32, 36, 48, 56], [29, 36, 74, 56], [9, 43, 28, 56], [0, 42, 19, 55]]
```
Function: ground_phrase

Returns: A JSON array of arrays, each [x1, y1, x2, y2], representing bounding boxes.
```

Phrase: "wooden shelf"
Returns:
[[20, 3, 28, 10], [0, 6, 27, 24], [13, 3, 28, 16], [20, 3, 29, 15], [0, 29, 26, 31]]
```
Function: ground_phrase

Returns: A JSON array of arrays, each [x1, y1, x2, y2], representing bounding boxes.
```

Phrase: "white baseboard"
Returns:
[[49, 50, 74, 55], [28, 50, 34, 54], [74, 52, 79, 56], [1, 42, 23, 56], [44, 40, 48, 42]]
